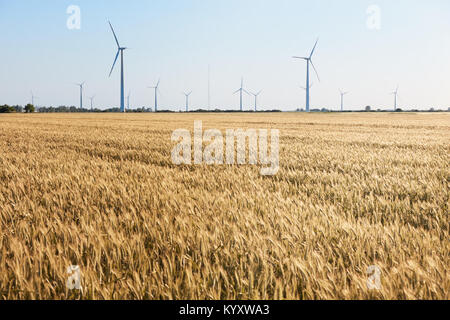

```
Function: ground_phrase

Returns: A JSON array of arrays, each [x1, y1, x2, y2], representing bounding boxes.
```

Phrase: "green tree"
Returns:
[[0, 105, 16, 113], [24, 104, 35, 113]]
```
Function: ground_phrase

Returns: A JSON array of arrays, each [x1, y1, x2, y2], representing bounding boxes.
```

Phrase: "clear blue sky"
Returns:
[[1, 0, 449, 110]]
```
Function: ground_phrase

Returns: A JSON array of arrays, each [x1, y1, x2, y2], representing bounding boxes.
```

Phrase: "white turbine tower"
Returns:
[[300, 83, 313, 111], [108, 21, 127, 113], [75, 82, 85, 109], [249, 90, 262, 112], [293, 38, 320, 112], [183, 91, 192, 112], [127, 91, 131, 111], [89, 95, 96, 111], [30, 91, 39, 106], [339, 90, 349, 112], [391, 85, 399, 111], [233, 77, 249, 111], [148, 79, 160, 112], [208, 64, 211, 111]]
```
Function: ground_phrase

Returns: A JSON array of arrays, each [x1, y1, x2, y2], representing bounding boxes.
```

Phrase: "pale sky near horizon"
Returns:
[[1, 0, 449, 111]]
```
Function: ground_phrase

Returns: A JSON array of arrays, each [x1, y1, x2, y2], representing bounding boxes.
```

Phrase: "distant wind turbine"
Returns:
[[30, 91, 39, 106], [75, 82, 85, 109], [339, 90, 349, 112], [108, 21, 128, 113], [208, 65, 211, 110], [391, 85, 399, 111], [183, 91, 192, 112], [293, 38, 320, 112], [89, 95, 96, 111], [233, 77, 249, 111], [148, 79, 160, 112], [249, 90, 262, 112], [127, 91, 131, 111]]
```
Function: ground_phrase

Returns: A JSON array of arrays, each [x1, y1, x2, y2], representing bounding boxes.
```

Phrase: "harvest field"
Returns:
[[0, 112, 448, 300]]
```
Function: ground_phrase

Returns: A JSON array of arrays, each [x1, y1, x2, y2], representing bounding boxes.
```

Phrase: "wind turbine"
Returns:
[[75, 82, 85, 109], [108, 21, 128, 113], [339, 90, 349, 112], [293, 38, 320, 112], [249, 90, 262, 112], [127, 91, 131, 111], [89, 95, 96, 111], [208, 64, 211, 110], [391, 85, 399, 111], [30, 91, 39, 106], [148, 79, 160, 112], [183, 91, 192, 112], [233, 77, 249, 111]]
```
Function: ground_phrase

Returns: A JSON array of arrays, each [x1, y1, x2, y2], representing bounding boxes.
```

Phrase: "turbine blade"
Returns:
[[108, 21, 120, 48], [243, 89, 251, 95], [293, 56, 308, 60], [109, 50, 120, 77], [233, 89, 240, 94], [310, 60, 320, 82], [310, 38, 319, 58]]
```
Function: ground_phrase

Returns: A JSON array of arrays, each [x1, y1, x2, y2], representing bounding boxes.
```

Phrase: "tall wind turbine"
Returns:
[[183, 91, 192, 112], [108, 21, 128, 113], [30, 91, 39, 106], [339, 90, 349, 112], [75, 82, 85, 109], [293, 38, 320, 112], [391, 85, 399, 111], [89, 95, 96, 111], [233, 77, 249, 111], [148, 79, 160, 112], [250, 90, 262, 112], [208, 65, 211, 110]]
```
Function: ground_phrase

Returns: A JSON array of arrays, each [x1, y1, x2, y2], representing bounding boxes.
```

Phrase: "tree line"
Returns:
[[0, 104, 34, 113], [1, 104, 447, 113]]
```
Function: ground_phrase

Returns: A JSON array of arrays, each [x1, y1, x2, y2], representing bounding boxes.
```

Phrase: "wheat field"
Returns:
[[0, 112, 448, 300]]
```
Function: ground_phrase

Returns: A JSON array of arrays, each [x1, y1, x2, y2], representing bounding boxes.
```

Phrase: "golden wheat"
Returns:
[[0, 112, 448, 300]]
